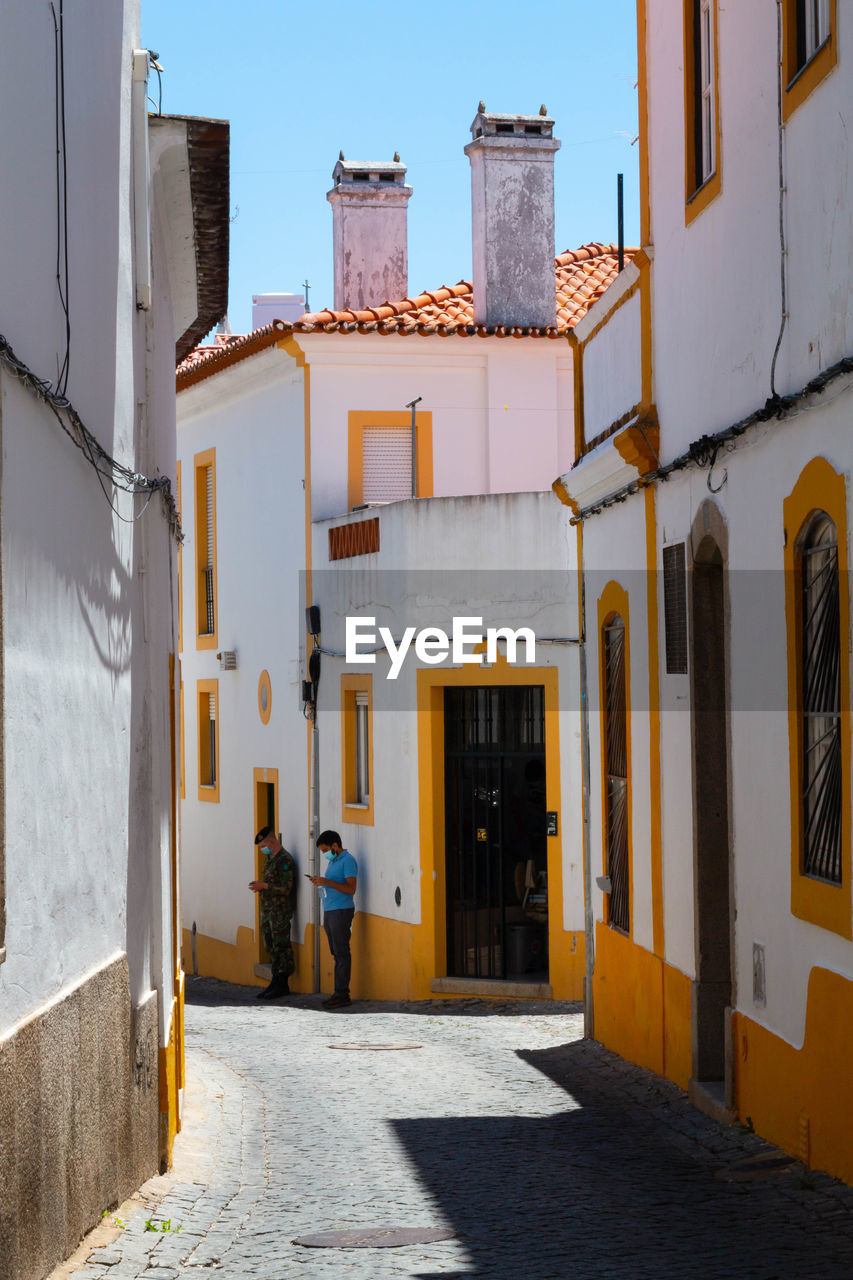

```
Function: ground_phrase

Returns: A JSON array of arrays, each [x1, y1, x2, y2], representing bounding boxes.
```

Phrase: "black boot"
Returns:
[[258, 975, 290, 1000]]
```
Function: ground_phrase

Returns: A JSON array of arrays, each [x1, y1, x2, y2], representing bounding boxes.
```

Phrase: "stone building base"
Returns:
[[0, 954, 160, 1280]]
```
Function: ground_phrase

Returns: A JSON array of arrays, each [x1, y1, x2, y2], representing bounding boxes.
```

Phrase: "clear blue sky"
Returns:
[[142, 1, 640, 334]]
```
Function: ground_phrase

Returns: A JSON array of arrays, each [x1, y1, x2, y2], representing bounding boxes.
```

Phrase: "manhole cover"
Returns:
[[292, 1227, 455, 1248], [327, 1042, 423, 1051], [717, 1153, 797, 1181]]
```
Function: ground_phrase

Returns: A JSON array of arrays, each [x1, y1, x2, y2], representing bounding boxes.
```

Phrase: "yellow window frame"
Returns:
[[783, 456, 851, 937], [683, 0, 722, 224], [782, 0, 837, 120], [197, 677, 220, 803], [341, 673, 374, 826], [194, 447, 218, 650], [347, 410, 433, 512], [597, 581, 633, 936]]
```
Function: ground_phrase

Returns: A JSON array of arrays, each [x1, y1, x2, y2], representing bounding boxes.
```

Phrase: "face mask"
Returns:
[[260, 845, 272, 855], [322, 850, 336, 861]]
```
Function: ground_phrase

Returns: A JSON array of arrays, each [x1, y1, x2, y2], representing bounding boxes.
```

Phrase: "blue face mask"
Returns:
[[260, 845, 272, 856], [322, 850, 336, 861]]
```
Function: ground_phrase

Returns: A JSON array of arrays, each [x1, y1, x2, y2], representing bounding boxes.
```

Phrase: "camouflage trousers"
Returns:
[[261, 910, 295, 978]]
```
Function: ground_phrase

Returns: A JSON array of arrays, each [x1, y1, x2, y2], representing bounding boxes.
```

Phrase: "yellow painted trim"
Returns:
[[614, 421, 659, 475], [179, 679, 185, 801], [257, 669, 272, 725], [551, 477, 579, 515], [182, 922, 316, 994], [193, 447, 218, 650], [593, 921, 692, 1088], [340, 673, 375, 826], [158, 998, 180, 1166], [415, 661, 582, 1001], [197, 677, 220, 803], [637, 0, 652, 246], [735, 965, 853, 1183], [176, 461, 183, 654], [639, 259, 654, 409], [783, 456, 852, 938], [782, 0, 837, 120], [597, 581, 634, 935], [253, 766, 280, 963], [683, 0, 722, 224], [644, 488, 665, 956], [571, 334, 584, 462], [278, 335, 317, 992], [347, 410, 434, 510]]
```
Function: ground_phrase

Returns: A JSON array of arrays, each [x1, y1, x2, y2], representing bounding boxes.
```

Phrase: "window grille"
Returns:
[[663, 543, 688, 674], [603, 616, 629, 932], [362, 427, 412, 503], [200, 689, 217, 787], [800, 513, 841, 883], [355, 691, 369, 805]]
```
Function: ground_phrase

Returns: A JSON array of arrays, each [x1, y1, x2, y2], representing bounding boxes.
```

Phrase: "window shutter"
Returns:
[[362, 427, 412, 503], [208, 688, 216, 723], [205, 466, 214, 568], [663, 543, 688, 674]]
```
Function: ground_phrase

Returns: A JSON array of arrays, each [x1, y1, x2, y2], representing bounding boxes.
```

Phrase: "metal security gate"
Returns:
[[444, 687, 547, 980]]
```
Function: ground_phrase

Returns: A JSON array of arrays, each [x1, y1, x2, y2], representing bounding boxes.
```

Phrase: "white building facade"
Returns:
[[176, 109, 630, 1002], [0, 5, 229, 1276], [557, 0, 853, 1183]]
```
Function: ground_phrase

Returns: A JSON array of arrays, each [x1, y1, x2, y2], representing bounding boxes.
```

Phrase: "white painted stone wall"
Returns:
[[313, 492, 585, 934]]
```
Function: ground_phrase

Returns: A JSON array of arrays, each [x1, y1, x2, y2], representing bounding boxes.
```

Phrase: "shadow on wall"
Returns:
[[387, 1039, 851, 1279]]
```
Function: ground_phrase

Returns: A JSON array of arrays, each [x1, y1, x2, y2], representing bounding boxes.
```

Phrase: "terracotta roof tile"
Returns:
[[177, 243, 637, 389]]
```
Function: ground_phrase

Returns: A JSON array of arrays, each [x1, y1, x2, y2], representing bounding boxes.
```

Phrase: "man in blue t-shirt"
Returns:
[[307, 829, 358, 1009]]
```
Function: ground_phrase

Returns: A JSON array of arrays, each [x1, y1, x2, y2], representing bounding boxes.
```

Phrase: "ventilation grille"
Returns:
[[329, 517, 380, 561], [663, 543, 688, 674]]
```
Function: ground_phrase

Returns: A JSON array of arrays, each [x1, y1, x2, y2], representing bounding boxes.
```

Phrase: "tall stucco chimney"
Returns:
[[326, 157, 412, 311], [464, 107, 561, 328]]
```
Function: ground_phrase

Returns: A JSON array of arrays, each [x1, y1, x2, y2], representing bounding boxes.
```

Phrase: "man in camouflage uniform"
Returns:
[[249, 825, 296, 999]]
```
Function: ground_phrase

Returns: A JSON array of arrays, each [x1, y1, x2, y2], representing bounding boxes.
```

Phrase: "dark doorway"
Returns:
[[254, 776, 277, 964], [444, 687, 548, 981], [690, 535, 732, 1091]]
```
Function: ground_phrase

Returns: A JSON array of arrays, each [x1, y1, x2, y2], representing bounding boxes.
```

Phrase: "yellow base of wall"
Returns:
[[158, 973, 185, 1170], [183, 914, 581, 1003], [592, 921, 692, 1089], [735, 966, 853, 1184], [181, 924, 316, 993]]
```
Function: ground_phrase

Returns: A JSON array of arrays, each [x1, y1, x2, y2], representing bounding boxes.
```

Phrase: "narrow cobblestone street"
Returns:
[[60, 979, 853, 1280]]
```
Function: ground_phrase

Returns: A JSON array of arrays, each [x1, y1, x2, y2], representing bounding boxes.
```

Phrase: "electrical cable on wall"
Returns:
[[50, 0, 71, 397], [0, 334, 182, 543]]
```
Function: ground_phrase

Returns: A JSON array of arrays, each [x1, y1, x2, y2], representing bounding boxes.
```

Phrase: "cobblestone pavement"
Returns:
[[58, 978, 853, 1280]]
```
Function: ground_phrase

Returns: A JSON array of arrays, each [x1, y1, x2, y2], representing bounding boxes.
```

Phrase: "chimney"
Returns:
[[464, 107, 561, 328], [327, 156, 412, 311]]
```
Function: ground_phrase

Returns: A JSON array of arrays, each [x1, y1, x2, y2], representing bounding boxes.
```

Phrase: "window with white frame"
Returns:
[[800, 0, 830, 66], [355, 690, 370, 805], [362, 427, 412, 503]]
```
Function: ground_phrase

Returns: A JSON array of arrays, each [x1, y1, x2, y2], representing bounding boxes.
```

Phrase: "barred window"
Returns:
[[603, 614, 630, 932], [800, 512, 842, 883]]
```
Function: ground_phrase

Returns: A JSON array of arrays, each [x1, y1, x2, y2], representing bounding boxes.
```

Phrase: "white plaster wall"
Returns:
[[312, 492, 585, 934], [582, 293, 642, 440], [330, 193, 409, 312], [178, 356, 313, 950], [647, 0, 853, 457], [1, 0, 178, 1042], [301, 334, 571, 521]]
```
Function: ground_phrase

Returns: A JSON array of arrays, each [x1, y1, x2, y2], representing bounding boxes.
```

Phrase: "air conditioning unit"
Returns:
[[217, 650, 237, 671]]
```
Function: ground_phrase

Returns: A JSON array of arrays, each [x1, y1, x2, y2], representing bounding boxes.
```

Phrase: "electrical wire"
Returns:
[[0, 334, 182, 542], [570, 349, 853, 525], [770, 0, 788, 399], [50, 1, 71, 397]]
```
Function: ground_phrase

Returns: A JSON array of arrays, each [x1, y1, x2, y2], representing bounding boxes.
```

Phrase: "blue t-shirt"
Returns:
[[322, 849, 358, 911]]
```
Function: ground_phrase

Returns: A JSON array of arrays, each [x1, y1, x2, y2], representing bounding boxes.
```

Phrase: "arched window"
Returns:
[[603, 613, 630, 931], [800, 512, 842, 883]]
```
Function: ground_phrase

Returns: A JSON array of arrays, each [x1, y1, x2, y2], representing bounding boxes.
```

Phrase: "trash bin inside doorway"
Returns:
[[506, 923, 546, 975]]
